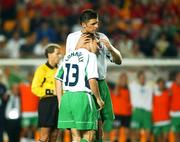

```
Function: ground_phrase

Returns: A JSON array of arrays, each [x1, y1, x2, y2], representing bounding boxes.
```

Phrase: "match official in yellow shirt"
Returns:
[[31, 43, 61, 142]]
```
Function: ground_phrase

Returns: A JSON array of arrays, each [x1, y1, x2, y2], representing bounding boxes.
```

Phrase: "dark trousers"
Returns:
[[5, 119, 21, 142], [0, 110, 5, 142]]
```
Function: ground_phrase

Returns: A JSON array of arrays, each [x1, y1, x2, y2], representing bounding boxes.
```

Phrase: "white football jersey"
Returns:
[[55, 48, 98, 92], [129, 82, 153, 111], [66, 31, 113, 80]]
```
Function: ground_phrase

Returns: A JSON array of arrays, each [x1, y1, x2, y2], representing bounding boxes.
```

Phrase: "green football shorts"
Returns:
[[58, 91, 98, 130], [171, 116, 180, 132], [98, 80, 115, 121], [131, 108, 152, 130]]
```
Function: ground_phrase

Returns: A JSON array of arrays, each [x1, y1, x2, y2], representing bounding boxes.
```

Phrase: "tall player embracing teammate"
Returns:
[[64, 9, 122, 141]]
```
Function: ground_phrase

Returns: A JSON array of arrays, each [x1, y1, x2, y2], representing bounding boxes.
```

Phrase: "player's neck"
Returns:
[[81, 29, 87, 34], [47, 60, 57, 68]]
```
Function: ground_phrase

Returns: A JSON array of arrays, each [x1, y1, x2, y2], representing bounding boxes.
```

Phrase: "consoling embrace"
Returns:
[[55, 9, 122, 142]]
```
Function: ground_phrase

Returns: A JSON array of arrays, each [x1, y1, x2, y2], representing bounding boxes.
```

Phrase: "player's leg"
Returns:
[[81, 130, 95, 142], [50, 128, 59, 142], [71, 128, 81, 142], [122, 115, 131, 142], [143, 110, 152, 142], [97, 80, 114, 142], [111, 115, 121, 142], [103, 120, 113, 141], [162, 124, 170, 142], [130, 108, 142, 142], [39, 127, 50, 142]]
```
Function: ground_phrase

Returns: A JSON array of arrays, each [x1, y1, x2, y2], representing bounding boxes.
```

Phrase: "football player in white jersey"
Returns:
[[65, 9, 122, 142], [55, 36, 104, 142]]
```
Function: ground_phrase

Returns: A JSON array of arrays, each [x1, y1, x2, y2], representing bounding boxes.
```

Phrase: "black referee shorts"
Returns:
[[38, 96, 58, 128]]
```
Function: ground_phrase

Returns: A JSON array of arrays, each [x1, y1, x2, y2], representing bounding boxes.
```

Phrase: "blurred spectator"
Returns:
[[36, 20, 57, 42], [6, 31, 26, 58], [152, 78, 170, 142], [55, 24, 70, 43], [129, 70, 153, 142], [117, 32, 134, 58], [33, 36, 49, 57], [30, 12, 45, 32], [111, 72, 131, 142], [0, 69, 8, 142], [5, 83, 21, 142], [137, 26, 154, 57], [128, 41, 145, 58], [154, 33, 178, 58], [0, 35, 8, 58], [4, 66, 25, 88], [20, 32, 36, 58], [154, 33, 170, 58], [170, 71, 180, 142]]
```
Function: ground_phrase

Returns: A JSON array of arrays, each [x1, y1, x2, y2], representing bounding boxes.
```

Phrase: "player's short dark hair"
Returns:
[[156, 78, 165, 83], [45, 43, 60, 58], [80, 9, 98, 24]]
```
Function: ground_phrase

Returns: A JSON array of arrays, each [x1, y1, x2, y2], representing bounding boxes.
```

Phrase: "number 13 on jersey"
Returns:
[[64, 63, 79, 87]]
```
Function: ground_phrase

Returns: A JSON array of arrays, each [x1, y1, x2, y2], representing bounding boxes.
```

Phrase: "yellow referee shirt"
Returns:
[[31, 62, 58, 98]]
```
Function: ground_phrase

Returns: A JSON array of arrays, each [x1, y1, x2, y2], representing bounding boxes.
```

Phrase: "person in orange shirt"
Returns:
[[111, 72, 131, 142], [152, 78, 170, 142], [170, 71, 180, 142], [19, 72, 39, 142]]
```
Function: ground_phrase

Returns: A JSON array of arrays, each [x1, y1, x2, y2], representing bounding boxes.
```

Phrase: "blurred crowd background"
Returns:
[[0, 0, 180, 58], [0, 0, 180, 142]]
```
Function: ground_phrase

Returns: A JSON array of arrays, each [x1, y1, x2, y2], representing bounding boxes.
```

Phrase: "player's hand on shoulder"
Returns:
[[75, 34, 91, 50]]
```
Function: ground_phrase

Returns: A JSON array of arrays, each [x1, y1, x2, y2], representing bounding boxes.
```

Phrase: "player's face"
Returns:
[[49, 48, 61, 65], [90, 38, 99, 54], [82, 18, 99, 34], [119, 73, 128, 87], [158, 81, 165, 90], [138, 73, 146, 85]]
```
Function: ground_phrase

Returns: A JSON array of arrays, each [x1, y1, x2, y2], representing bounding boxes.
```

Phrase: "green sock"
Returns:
[[94, 139, 103, 142], [80, 138, 89, 142]]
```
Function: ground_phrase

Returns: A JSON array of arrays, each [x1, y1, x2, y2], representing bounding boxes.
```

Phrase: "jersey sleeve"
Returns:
[[65, 34, 71, 54], [101, 33, 113, 62], [86, 53, 99, 80], [55, 63, 64, 81], [31, 65, 46, 97]]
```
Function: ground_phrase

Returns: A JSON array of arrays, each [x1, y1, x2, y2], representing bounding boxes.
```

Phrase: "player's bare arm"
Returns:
[[89, 79, 104, 110], [55, 79, 63, 106], [99, 38, 122, 65]]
